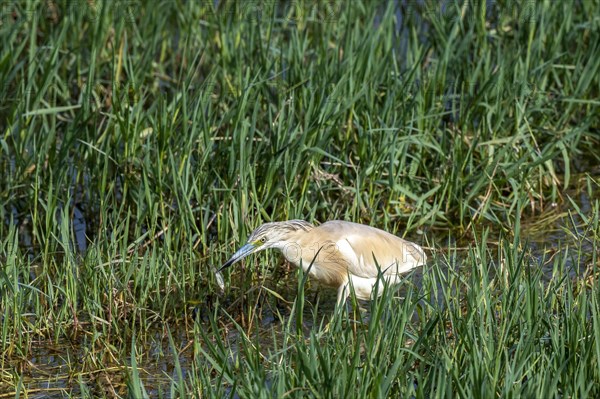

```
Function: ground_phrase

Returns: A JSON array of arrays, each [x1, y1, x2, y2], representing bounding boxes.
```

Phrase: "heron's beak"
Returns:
[[219, 243, 258, 272]]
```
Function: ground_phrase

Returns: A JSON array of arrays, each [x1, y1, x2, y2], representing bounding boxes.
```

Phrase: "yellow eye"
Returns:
[[260, 237, 267, 243]]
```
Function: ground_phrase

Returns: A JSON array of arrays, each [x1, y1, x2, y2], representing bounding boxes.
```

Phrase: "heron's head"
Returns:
[[220, 220, 313, 271]]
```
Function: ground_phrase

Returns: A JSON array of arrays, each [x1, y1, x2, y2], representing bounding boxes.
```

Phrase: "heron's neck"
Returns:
[[273, 232, 307, 267]]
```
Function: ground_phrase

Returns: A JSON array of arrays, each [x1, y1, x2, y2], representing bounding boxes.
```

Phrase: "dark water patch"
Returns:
[[2, 327, 197, 399], [523, 186, 598, 280]]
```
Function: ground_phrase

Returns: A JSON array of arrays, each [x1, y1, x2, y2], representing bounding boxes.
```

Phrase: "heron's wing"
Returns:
[[316, 221, 426, 278]]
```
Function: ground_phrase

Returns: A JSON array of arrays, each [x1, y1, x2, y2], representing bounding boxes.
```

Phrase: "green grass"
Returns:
[[1, 0, 599, 397]]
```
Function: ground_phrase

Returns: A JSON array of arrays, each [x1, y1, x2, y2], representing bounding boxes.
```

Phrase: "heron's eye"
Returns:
[[260, 236, 267, 243]]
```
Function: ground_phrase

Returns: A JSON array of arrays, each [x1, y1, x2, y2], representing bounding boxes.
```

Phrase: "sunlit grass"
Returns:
[[0, 0, 599, 397]]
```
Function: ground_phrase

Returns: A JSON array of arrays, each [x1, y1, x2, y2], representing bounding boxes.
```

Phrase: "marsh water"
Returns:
[[7, 181, 596, 398]]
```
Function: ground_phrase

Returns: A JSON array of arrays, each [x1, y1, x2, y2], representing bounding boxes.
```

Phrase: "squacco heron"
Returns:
[[220, 220, 426, 306]]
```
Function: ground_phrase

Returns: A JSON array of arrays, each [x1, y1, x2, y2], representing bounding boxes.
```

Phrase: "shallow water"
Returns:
[[6, 180, 598, 398]]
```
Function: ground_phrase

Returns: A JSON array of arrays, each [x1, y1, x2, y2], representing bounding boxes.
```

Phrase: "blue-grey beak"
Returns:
[[219, 243, 258, 272]]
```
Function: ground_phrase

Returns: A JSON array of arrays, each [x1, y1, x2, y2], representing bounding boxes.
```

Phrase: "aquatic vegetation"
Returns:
[[0, 0, 599, 397]]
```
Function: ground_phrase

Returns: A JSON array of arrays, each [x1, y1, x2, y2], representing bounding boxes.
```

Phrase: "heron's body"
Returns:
[[221, 220, 427, 305]]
